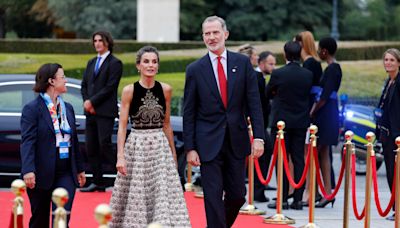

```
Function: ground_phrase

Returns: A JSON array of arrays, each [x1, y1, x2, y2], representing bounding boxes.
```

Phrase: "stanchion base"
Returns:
[[299, 223, 320, 228], [184, 183, 194, 192], [194, 191, 204, 198], [264, 213, 295, 224], [239, 204, 266, 215]]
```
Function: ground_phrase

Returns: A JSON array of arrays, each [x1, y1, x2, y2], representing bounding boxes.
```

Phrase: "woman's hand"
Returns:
[[116, 157, 127, 176], [23, 172, 36, 189], [77, 172, 86, 187]]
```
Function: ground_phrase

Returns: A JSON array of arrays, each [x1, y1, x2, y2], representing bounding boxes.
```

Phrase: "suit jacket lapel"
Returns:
[[38, 97, 55, 133], [200, 55, 223, 104], [227, 51, 237, 104]]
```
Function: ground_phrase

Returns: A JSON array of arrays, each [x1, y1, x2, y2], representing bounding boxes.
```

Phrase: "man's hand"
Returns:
[[77, 172, 86, 187], [252, 140, 264, 158], [186, 150, 201, 166], [23, 172, 36, 189], [83, 100, 96, 114]]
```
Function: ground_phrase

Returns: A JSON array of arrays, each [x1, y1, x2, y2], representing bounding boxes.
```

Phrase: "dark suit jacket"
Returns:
[[266, 62, 313, 129], [81, 54, 122, 118], [183, 51, 265, 162], [378, 73, 400, 139], [20, 96, 84, 190], [256, 71, 270, 127]]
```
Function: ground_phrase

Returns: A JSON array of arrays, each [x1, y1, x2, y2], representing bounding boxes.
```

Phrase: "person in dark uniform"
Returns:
[[375, 48, 400, 221], [310, 37, 342, 208], [21, 63, 86, 227], [266, 41, 313, 210], [80, 31, 122, 192]]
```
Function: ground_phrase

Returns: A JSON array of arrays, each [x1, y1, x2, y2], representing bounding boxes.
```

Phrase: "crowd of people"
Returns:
[[18, 14, 400, 228]]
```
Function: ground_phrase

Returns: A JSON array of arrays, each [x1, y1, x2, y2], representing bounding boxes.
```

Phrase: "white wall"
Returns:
[[137, 0, 180, 42]]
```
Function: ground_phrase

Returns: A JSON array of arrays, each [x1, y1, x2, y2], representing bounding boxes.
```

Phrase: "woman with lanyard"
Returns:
[[310, 37, 342, 208], [20, 63, 86, 227], [375, 48, 400, 221]]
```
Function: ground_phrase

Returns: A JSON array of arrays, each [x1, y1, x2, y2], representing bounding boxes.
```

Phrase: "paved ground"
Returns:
[[250, 146, 395, 228]]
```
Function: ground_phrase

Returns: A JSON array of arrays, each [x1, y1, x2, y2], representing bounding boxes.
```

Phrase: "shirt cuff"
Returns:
[[253, 138, 264, 144]]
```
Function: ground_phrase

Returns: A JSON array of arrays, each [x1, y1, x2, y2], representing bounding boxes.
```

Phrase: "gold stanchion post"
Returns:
[[343, 131, 354, 228], [184, 164, 194, 192], [264, 121, 295, 224], [11, 179, 26, 228], [240, 117, 265, 215], [52, 187, 69, 228], [300, 125, 319, 228], [364, 132, 375, 228], [95, 203, 112, 228], [395, 137, 400, 228]]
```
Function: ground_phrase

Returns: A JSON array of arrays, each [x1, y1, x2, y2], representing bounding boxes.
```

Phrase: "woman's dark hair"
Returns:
[[92, 31, 114, 53], [319, 37, 337, 55], [33, 63, 63, 93], [136, 46, 160, 64]]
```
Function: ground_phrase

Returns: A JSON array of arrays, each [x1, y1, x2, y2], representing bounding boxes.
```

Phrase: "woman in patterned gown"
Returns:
[[110, 46, 191, 227]]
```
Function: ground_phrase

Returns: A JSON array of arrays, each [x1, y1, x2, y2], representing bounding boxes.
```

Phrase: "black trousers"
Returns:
[[200, 132, 246, 228], [85, 115, 115, 185], [27, 173, 76, 228], [271, 127, 307, 203], [381, 133, 397, 210], [254, 129, 273, 196]]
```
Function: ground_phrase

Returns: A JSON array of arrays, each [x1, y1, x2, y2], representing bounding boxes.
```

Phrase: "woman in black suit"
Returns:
[[376, 48, 400, 221], [20, 63, 86, 227]]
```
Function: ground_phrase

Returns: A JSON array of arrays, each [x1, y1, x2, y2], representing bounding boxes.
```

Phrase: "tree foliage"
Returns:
[[48, 0, 136, 39]]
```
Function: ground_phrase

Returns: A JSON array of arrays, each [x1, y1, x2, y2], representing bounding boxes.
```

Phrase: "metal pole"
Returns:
[[331, 0, 340, 40], [264, 121, 295, 224], [394, 137, 400, 228], [343, 131, 354, 228], [184, 164, 194, 192], [300, 125, 319, 228], [364, 132, 375, 228]]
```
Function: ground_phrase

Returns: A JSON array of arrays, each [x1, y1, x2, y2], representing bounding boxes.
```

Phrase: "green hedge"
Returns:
[[0, 39, 247, 54], [336, 44, 400, 61]]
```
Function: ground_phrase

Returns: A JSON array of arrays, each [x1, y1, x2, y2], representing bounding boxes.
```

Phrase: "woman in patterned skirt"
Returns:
[[110, 46, 191, 227]]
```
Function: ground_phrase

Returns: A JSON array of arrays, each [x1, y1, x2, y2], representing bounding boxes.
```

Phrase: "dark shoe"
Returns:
[[265, 185, 277, 191], [267, 201, 289, 210], [302, 201, 309, 207], [386, 213, 395, 221], [315, 198, 335, 208], [254, 191, 270, 202], [80, 183, 106, 192], [290, 201, 303, 210], [315, 193, 323, 202], [272, 193, 293, 201]]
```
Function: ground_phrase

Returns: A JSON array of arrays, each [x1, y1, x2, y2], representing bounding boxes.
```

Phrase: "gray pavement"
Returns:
[[250, 146, 395, 228]]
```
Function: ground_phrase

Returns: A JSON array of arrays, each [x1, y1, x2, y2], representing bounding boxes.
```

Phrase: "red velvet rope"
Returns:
[[351, 153, 366, 220], [314, 146, 346, 201], [254, 137, 279, 185], [371, 155, 396, 217], [281, 138, 310, 189]]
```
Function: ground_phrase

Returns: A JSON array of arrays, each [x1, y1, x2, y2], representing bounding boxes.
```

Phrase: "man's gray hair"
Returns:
[[202, 16, 228, 32]]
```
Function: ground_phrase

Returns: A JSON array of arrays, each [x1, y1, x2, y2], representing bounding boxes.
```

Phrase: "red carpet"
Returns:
[[0, 190, 293, 227]]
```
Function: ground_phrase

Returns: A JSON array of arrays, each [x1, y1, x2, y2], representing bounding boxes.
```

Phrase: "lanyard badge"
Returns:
[[59, 141, 69, 159]]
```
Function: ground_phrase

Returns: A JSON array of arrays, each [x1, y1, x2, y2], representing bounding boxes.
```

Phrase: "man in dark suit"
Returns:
[[183, 16, 265, 228], [80, 31, 122, 192], [266, 41, 313, 210]]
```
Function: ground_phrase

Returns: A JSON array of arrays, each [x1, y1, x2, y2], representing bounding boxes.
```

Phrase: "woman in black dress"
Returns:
[[310, 37, 342, 208], [375, 48, 400, 221], [295, 31, 323, 205]]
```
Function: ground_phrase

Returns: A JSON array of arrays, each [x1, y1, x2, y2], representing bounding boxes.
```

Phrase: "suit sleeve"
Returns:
[[90, 59, 123, 107], [266, 71, 278, 99], [245, 61, 265, 140], [68, 104, 85, 173], [81, 59, 92, 101], [20, 105, 38, 175], [183, 65, 197, 152]]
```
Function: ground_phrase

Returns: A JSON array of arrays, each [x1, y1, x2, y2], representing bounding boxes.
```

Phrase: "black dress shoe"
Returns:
[[254, 194, 270, 202], [265, 185, 277, 191], [290, 201, 303, 210], [386, 213, 395, 221], [267, 201, 289, 210], [80, 183, 106, 192]]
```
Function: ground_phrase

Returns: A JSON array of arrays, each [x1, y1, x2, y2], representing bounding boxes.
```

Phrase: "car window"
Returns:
[[63, 86, 84, 115], [0, 84, 35, 113]]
